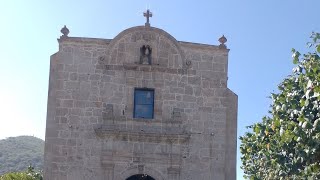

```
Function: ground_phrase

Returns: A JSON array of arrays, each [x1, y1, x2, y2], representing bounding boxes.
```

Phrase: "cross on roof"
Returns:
[[143, 9, 152, 27]]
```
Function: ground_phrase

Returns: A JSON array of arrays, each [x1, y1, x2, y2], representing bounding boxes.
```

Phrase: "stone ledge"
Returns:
[[123, 117, 183, 124], [58, 36, 112, 45], [94, 124, 190, 144], [101, 152, 182, 166], [179, 41, 229, 52], [102, 63, 196, 75]]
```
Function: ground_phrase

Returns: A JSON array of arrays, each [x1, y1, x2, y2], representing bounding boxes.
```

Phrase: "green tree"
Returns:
[[0, 136, 44, 175], [0, 166, 43, 180], [240, 32, 320, 179]]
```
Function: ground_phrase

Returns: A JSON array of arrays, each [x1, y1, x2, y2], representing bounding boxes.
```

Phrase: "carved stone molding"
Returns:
[[101, 151, 182, 166], [104, 63, 196, 75], [94, 124, 190, 144]]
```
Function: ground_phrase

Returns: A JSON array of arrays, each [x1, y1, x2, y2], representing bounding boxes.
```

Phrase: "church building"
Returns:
[[44, 10, 238, 180]]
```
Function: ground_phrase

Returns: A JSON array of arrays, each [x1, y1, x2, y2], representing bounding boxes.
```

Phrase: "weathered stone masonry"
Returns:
[[44, 25, 237, 180]]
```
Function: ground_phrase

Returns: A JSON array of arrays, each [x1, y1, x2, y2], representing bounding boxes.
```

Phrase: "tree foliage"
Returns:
[[240, 32, 320, 179], [0, 136, 44, 175], [0, 166, 43, 180]]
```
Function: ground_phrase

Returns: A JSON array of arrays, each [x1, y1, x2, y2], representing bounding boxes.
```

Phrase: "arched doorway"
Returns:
[[126, 174, 155, 180]]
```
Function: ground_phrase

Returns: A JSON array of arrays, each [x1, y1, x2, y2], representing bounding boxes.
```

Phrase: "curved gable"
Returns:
[[105, 26, 186, 68]]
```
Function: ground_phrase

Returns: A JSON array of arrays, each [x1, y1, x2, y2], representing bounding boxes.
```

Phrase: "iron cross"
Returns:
[[143, 9, 152, 27]]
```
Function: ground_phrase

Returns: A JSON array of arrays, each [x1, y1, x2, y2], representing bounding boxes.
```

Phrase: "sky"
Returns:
[[0, 0, 320, 179]]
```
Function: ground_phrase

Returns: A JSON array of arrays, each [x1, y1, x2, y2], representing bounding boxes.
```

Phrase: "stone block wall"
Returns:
[[44, 26, 237, 180]]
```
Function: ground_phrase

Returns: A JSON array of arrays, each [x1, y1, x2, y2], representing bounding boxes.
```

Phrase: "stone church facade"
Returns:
[[44, 13, 237, 180]]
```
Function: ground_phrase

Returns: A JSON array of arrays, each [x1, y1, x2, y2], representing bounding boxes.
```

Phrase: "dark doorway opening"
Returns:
[[126, 174, 155, 180]]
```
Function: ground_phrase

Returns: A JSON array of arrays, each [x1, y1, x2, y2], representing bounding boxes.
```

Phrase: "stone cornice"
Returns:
[[179, 41, 230, 52], [58, 37, 112, 45], [100, 63, 196, 75], [94, 124, 190, 144]]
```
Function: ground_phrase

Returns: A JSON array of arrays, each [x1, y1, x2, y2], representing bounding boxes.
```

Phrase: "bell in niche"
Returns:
[[140, 45, 152, 65]]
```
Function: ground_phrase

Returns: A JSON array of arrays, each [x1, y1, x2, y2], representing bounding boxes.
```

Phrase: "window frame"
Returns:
[[133, 88, 155, 119]]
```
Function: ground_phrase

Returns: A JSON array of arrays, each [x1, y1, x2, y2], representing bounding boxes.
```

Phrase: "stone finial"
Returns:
[[143, 9, 153, 27], [60, 25, 69, 38], [218, 35, 227, 48]]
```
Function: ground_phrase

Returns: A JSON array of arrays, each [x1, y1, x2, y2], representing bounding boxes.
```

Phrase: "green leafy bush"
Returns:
[[0, 166, 43, 180], [240, 32, 320, 179]]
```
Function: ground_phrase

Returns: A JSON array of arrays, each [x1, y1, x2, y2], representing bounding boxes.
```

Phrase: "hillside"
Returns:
[[0, 136, 44, 175]]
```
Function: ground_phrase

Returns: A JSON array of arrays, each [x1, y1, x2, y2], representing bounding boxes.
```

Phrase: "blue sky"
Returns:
[[0, 0, 319, 179]]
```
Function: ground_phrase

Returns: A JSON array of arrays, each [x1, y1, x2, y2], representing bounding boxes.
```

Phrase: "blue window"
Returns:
[[134, 88, 154, 119]]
